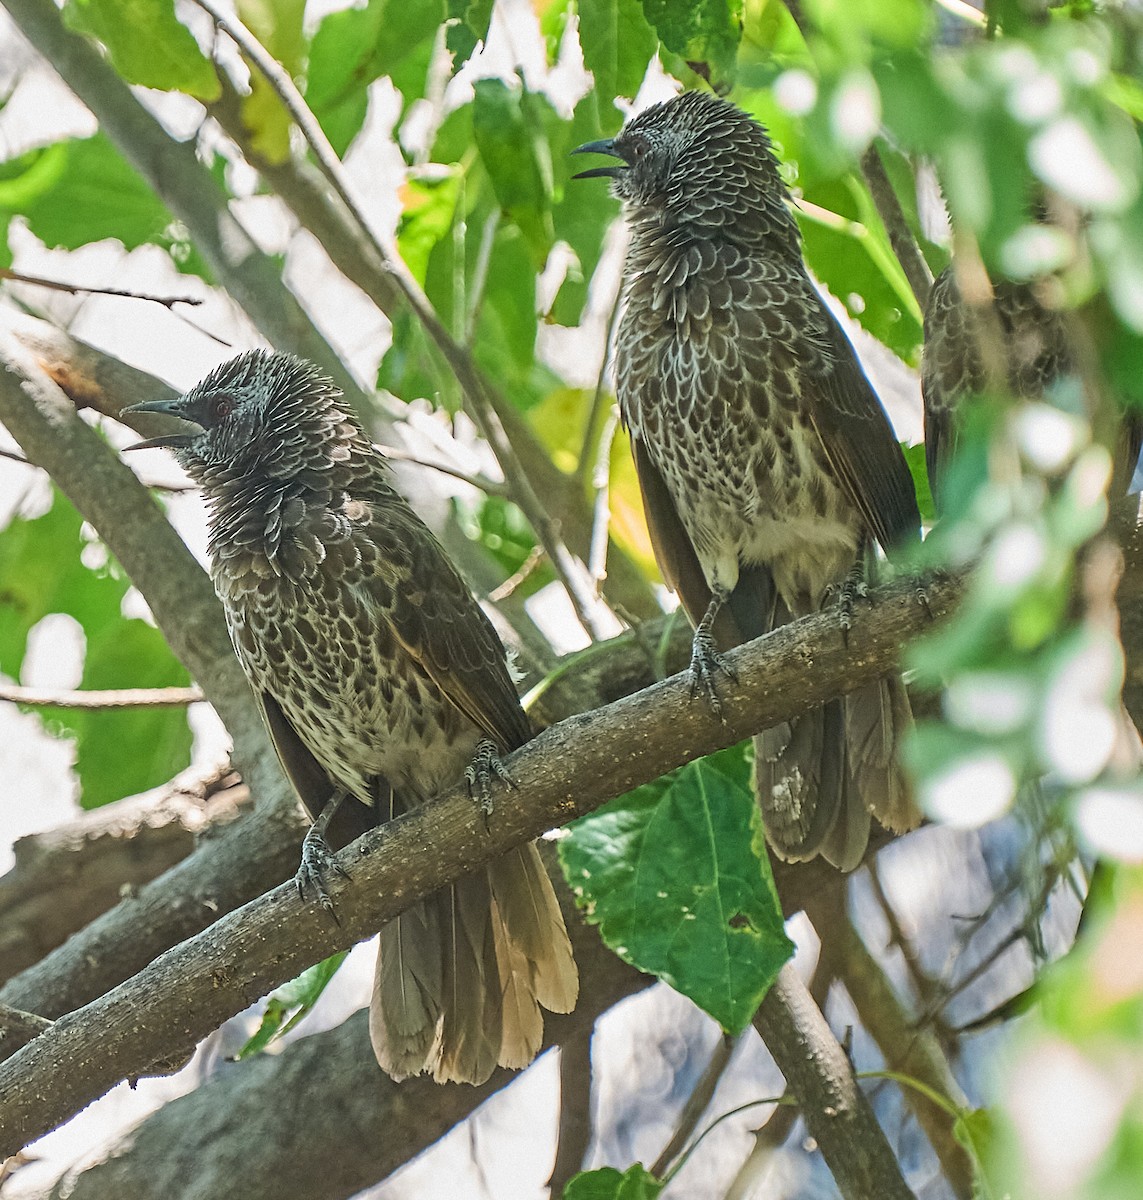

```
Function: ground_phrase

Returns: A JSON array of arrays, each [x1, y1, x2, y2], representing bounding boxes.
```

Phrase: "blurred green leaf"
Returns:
[[62, 0, 220, 99], [306, 0, 443, 155], [236, 0, 306, 163], [452, 493, 550, 593], [70, 618, 193, 809], [797, 179, 923, 362], [446, 0, 493, 69], [577, 0, 658, 111], [2, 134, 209, 277], [472, 79, 557, 268], [903, 441, 935, 525], [563, 1164, 663, 1200], [560, 742, 793, 1033], [0, 493, 192, 808], [642, 0, 742, 90], [235, 952, 349, 1058]]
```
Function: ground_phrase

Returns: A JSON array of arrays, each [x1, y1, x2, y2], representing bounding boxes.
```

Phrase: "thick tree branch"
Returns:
[[0, 573, 961, 1154], [754, 964, 916, 1200], [0, 768, 246, 987], [44, 917, 648, 1200]]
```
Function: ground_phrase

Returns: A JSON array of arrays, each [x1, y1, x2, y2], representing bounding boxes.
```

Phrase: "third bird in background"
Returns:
[[575, 92, 921, 870]]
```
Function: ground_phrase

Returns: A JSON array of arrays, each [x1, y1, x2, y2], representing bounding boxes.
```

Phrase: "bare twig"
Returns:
[[859, 145, 933, 309], [651, 1033, 738, 1179], [0, 684, 205, 709], [487, 543, 545, 603], [1, 267, 204, 309], [587, 407, 620, 595], [575, 287, 623, 487], [547, 1024, 595, 1196], [377, 444, 509, 497]]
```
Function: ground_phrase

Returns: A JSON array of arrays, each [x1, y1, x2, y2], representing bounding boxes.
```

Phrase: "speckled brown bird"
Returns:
[[126, 350, 576, 1085], [575, 92, 921, 870], [922, 267, 1143, 505]]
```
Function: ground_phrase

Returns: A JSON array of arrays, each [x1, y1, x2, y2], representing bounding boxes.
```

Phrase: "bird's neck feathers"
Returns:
[[193, 398, 376, 578]]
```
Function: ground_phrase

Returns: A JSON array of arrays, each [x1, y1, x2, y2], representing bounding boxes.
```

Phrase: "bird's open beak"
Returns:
[[571, 139, 627, 180], [121, 398, 202, 451]]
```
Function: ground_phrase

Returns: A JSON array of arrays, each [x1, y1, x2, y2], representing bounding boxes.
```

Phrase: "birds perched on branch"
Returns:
[[922, 264, 1143, 506], [125, 350, 577, 1085], [575, 91, 921, 870]]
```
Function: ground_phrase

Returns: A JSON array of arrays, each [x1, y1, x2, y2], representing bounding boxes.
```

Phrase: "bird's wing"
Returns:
[[753, 268, 921, 554], [629, 433, 716, 629], [362, 497, 534, 752], [921, 267, 973, 508], [808, 311, 921, 554]]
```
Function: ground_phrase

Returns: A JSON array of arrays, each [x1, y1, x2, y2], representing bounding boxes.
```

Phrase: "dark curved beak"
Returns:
[[121, 397, 201, 451], [571, 138, 626, 181]]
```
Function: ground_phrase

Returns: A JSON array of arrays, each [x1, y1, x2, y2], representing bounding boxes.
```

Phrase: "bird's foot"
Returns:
[[828, 565, 870, 645], [295, 826, 350, 921], [688, 626, 738, 722], [465, 738, 516, 818]]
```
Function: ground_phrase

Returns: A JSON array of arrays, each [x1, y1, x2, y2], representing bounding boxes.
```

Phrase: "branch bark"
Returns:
[[0, 572, 962, 1155], [0, 768, 246, 987], [36, 898, 648, 1200], [754, 964, 916, 1200]]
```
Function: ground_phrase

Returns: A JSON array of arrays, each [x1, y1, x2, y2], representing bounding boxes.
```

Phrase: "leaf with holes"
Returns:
[[560, 742, 792, 1032]]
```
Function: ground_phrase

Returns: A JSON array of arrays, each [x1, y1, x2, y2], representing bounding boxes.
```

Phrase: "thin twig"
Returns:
[[464, 208, 500, 347], [0, 446, 33, 467], [0, 684, 205, 709], [587, 407, 620, 595], [859, 145, 933, 309], [1, 267, 204, 309], [575, 287, 623, 487], [487, 544, 545, 602], [651, 1032, 738, 1179], [547, 1024, 594, 1196], [377, 444, 510, 496], [190, 0, 620, 641]]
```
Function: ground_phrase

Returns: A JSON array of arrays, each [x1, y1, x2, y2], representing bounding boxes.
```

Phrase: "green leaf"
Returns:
[[62, 0, 220, 99], [397, 171, 463, 286], [903, 441, 934, 525], [577, 0, 658, 110], [560, 743, 793, 1033], [446, 0, 494, 69], [472, 79, 557, 268], [549, 96, 621, 325], [796, 177, 923, 362], [563, 1164, 663, 1200], [235, 952, 349, 1058], [641, 0, 743, 91], [236, 0, 307, 163], [0, 492, 192, 808], [306, 0, 444, 155], [4, 134, 209, 279]]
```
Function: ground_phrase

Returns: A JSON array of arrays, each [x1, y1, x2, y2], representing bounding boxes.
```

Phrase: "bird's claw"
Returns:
[[688, 627, 737, 722], [828, 570, 869, 645], [295, 826, 350, 922], [465, 738, 515, 817]]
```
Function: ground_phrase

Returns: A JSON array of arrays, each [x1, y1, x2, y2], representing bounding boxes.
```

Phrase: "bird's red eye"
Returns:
[[210, 395, 234, 421]]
